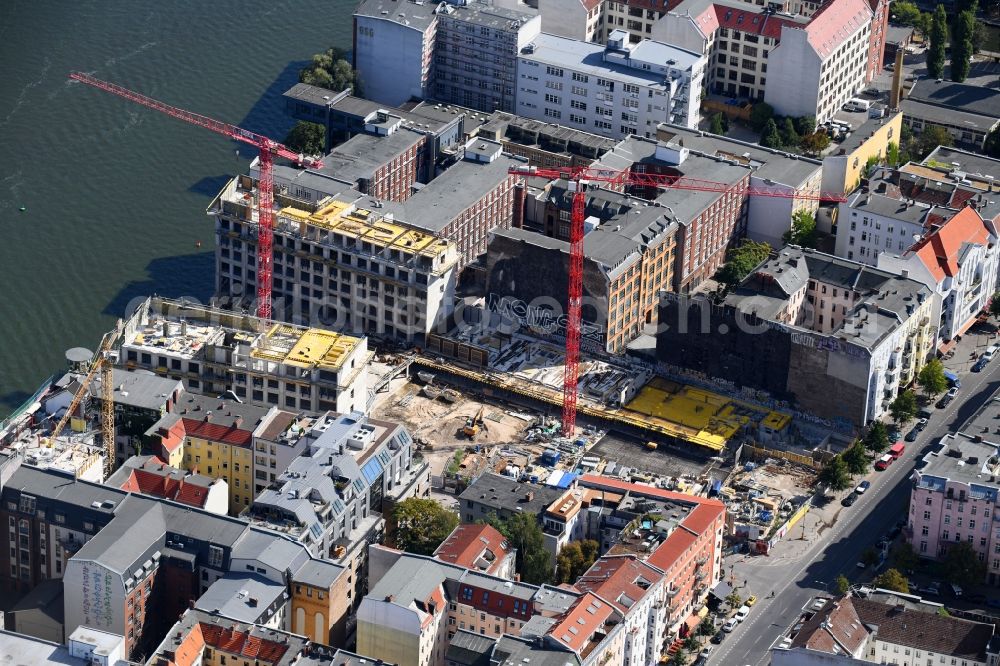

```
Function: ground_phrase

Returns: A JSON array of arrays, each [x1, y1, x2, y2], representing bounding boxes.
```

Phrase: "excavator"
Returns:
[[463, 406, 486, 439]]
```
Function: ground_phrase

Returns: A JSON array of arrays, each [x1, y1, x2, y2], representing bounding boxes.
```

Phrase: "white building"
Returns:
[[835, 190, 940, 265], [654, 0, 873, 122], [878, 205, 999, 344], [353, 0, 437, 107], [493, 0, 602, 42], [516, 30, 705, 139]]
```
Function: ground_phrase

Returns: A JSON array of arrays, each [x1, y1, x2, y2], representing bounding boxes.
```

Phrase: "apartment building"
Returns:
[[821, 113, 903, 196], [600, 0, 670, 44], [354, 0, 540, 113], [214, 177, 460, 343], [834, 187, 948, 265], [477, 111, 618, 169], [0, 456, 345, 660], [245, 411, 429, 614], [656, 247, 936, 426], [432, 2, 541, 113], [493, 0, 602, 42], [901, 147, 1000, 222], [655, 123, 822, 248], [516, 30, 705, 138], [879, 206, 999, 344], [118, 297, 370, 416], [655, 0, 873, 122], [142, 393, 291, 515], [908, 394, 1000, 584], [106, 455, 229, 515], [433, 523, 517, 579]]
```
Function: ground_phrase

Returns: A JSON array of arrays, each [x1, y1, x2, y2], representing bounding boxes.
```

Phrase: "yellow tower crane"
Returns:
[[48, 330, 118, 478]]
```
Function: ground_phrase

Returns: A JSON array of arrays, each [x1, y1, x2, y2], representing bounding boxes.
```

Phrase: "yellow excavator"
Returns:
[[463, 406, 486, 439], [47, 328, 119, 479]]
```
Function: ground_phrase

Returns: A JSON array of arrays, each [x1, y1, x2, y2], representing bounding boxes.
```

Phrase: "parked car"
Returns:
[[888, 426, 902, 441], [855, 480, 871, 494], [700, 646, 713, 658], [745, 595, 757, 607], [723, 618, 739, 632], [905, 428, 919, 442], [918, 408, 933, 419], [735, 605, 751, 622], [984, 343, 999, 361], [711, 630, 727, 643], [916, 418, 929, 431], [842, 493, 859, 507], [973, 357, 988, 372], [937, 394, 953, 409], [947, 386, 959, 398], [875, 454, 894, 470], [949, 583, 963, 597]]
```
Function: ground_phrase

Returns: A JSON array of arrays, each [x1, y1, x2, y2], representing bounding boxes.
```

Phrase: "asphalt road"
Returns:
[[709, 359, 1000, 666]]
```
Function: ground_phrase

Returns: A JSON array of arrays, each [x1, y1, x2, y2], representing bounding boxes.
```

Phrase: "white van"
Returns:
[[843, 98, 871, 112], [735, 605, 751, 622]]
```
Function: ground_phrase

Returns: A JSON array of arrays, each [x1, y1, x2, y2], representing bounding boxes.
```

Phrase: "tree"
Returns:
[[928, 5, 948, 79], [388, 497, 459, 555], [709, 112, 728, 135], [864, 421, 891, 455], [487, 512, 552, 585], [697, 616, 717, 636], [889, 390, 918, 424], [780, 117, 800, 147], [950, 7, 976, 82], [783, 210, 818, 248], [683, 635, 700, 652], [917, 358, 948, 397], [891, 1, 923, 26], [760, 118, 783, 148], [669, 649, 689, 666], [916, 126, 953, 159], [818, 455, 852, 491], [874, 568, 910, 593], [886, 141, 900, 167], [284, 121, 326, 156], [843, 440, 870, 476], [835, 574, 851, 594], [943, 541, 987, 587], [749, 102, 775, 131], [794, 115, 817, 136], [725, 592, 743, 609], [716, 240, 772, 288], [889, 542, 920, 571], [555, 539, 599, 583], [916, 11, 933, 38], [985, 129, 1000, 159], [989, 292, 1000, 317], [800, 131, 830, 156], [300, 46, 363, 94], [861, 547, 881, 567]]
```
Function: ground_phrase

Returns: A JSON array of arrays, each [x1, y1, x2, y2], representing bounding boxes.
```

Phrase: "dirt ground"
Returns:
[[741, 462, 817, 502], [371, 378, 534, 477]]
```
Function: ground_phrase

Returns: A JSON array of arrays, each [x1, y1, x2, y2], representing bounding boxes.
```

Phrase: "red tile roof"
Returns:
[[575, 556, 664, 614], [198, 624, 289, 664], [171, 623, 206, 666], [180, 418, 254, 447], [433, 524, 512, 575], [805, 0, 873, 58], [911, 206, 991, 282], [117, 458, 214, 509], [547, 592, 616, 653]]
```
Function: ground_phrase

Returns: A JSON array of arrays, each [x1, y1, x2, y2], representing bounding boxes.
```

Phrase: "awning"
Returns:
[[938, 338, 957, 356], [697, 605, 710, 618], [709, 580, 732, 601]]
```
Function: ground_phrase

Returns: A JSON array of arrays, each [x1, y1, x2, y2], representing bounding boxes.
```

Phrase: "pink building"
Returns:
[[908, 432, 1000, 585]]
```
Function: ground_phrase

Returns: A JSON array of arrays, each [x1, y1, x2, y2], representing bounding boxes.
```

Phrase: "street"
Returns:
[[709, 329, 1000, 666]]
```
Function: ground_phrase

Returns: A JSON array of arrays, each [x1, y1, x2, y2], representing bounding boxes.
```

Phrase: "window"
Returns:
[[544, 93, 561, 104], [544, 107, 561, 119], [546, 66, 564, 77], [208, 545, 224, 568], [570, 99, 587, 110], [571, 72, 588, 83]]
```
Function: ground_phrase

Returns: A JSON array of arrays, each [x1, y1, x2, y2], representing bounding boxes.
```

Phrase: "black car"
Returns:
[[842, 493, 859, 507], [710, 631, 726, 645], [973, 358, 988, 372], [937, 395, 953, 409], [905, 428, 919, 442]]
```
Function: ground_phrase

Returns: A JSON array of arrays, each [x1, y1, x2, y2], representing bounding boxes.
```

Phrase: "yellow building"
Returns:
[[290, 560, 352, 646], [147, 393, 282, 516], [822, 111, 903, 195]]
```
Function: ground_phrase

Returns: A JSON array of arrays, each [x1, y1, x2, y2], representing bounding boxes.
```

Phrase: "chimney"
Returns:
[[890, 48, 904, 110], [234, 416, 244, 428], [525, 491, 534, 502]]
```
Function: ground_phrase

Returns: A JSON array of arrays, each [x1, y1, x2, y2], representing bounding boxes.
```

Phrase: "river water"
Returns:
[[0, 0, 353, 415]]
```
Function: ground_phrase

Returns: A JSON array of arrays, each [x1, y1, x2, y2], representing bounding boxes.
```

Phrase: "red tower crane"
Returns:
[[69, 72, 324, 322], [508, 164, 847, 437]]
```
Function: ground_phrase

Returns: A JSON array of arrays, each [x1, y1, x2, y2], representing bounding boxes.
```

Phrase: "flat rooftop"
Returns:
[[522, 34, 701, 91], [0, 630, 81, 666], [901, 99, 999, 135], [907, 78, 1000, 120], [915, 433, 1000, 500], [317, 128, 426, 185], [834, 113, 899, 155]]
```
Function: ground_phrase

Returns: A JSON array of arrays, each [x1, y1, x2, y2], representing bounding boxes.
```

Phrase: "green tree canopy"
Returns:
[[984, 128, 1000, 159], [819, 455, 852, 491], [783, 210, 818, 248], [950, 8, 976, 82], [800, 131, 830, 156], [794, 115, 816, 136], [300, 46, 362, 94], [943, 541, 987, 587], [835, 574, 851, 594], [284, 121, 326, 156], [843, 440, 870, 476], [780, 117, 800, 147], [760, 118, 783, 148], [874, 568, 910, 593], [486, 511, 552, 585], [864, 421, 891, 454], [717, 241, 771, 288], [388, 497, 459, 555], [889, 542, 920, 571], [918, 358, 948, 396], [890, 390, 918, 424], [989, 292, 1000, 317], [861, 547, 881, 567], [891, 1, 923, 26], [928, 5, 948, 79], [555, 539, 600, 584], [725, 591, 743, 608], [710, 112, 727, 135], [697, 616, 716, 636], [914, 126, 953, 160], [749, 102, 775, 131]]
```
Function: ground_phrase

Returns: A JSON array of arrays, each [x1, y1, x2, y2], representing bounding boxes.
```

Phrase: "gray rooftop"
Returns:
[[232, 527, 311, 574], [318, 128, 427, 186], [89, 368, 182, 411], [354, 0, 438, 31], [195, 573, 287, 623], [293, 558, 345, 589], [657, 124, 821, 188], [0, 631, 80, 666], [484, 111, 617, 154], [459, 472, 566, 515], [902, 99, 999, 135], [907, 79, 1000, 120], [523, 34, 701, 92], [368, 556, 449, 608], [72, 496, 166, 575], [446, 629, 498, 666], [834, 112, 902, 155], [886, 24, 914, 45], [923, 146, 1000, 182], [493, 635, 583, 666], [435, 0, 538, 29], [148, 392, 275, 437], [846, 191, 933, 225], [285, 83, 348, 107]]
